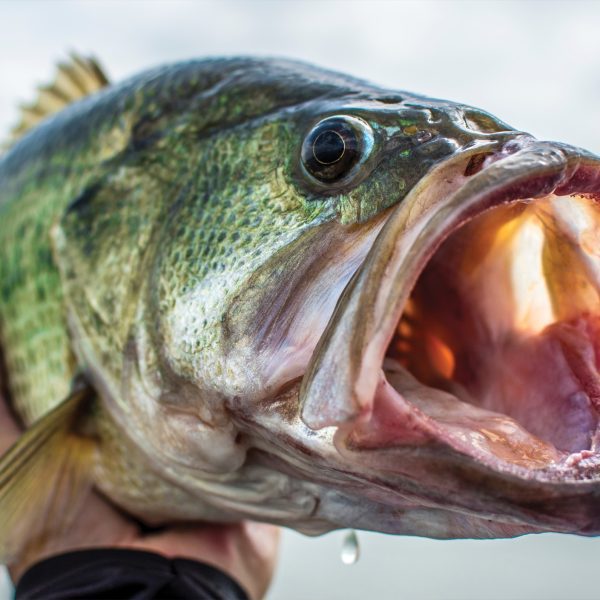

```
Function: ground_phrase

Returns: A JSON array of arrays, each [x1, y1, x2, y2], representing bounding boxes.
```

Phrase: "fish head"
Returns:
[[59, 61, 600, 538], [148, 90, 517, 397], [296, 135, 600, 538], [137, 87, 516, 463]]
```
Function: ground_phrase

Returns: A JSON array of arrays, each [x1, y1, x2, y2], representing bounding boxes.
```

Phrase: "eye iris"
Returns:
[[301, 116, 371, 184], [313, 130, 346, 165]]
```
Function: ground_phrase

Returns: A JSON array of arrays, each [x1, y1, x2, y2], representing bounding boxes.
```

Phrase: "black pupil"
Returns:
[[313, 130, 345, 165], [301, 117, 365, 183]]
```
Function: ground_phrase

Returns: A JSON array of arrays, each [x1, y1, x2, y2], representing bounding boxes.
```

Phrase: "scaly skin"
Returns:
[[0, 58, 495, 419], [0, 58, 324, 421], [9, 57, 588, 535]]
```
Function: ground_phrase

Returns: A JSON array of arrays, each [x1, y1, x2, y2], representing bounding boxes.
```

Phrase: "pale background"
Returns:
[[1, 1, 599, 599]]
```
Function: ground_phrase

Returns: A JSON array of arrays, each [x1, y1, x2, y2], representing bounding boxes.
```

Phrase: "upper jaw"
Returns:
[[299, 135, 600, 486]]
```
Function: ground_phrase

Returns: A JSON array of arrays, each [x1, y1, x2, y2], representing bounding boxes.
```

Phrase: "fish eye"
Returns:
[[301, 116, 373, 184]]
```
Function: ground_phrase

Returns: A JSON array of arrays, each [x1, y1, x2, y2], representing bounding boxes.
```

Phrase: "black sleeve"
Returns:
[[15, 548, 250, 600]]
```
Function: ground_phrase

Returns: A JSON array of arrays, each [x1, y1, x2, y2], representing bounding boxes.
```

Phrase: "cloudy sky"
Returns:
[[2, 0, 600, 153], [1, 2, 600, 599]]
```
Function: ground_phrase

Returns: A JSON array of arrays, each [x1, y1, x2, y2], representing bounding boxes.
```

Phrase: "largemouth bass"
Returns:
[[1, 55, 600, 561]]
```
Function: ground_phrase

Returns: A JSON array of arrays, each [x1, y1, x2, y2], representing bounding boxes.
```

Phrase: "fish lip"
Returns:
[[300, 136, 600, 443]]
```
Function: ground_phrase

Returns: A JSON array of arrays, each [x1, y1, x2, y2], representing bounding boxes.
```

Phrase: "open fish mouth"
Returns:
[[383, 191, 600, 468], [301, 136, 600, 485], [378, 194, 600, 473]]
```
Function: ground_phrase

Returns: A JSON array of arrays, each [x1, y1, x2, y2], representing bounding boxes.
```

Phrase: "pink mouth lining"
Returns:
[[306, 141, 600, 481]]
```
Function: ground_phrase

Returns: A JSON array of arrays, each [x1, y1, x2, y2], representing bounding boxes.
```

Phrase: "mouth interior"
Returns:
[[385, 193, 600, 466]]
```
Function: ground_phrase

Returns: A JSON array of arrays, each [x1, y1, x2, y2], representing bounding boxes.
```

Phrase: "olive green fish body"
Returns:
[[3, 57, 600, 554], [1, 58, 433, 525], [0, 58, 361, 424]]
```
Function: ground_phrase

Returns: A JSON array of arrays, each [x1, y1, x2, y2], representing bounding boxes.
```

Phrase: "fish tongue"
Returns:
[[340, 361, 563, 470], [340, 313, 600, 468]]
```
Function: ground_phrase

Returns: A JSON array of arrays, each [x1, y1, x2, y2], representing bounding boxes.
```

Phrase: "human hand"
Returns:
[[0, 385, 280, 600]]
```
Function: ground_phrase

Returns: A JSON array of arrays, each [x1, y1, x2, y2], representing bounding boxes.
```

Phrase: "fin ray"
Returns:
[[0, 386, 97, 563], [6, 53, 109, 146]]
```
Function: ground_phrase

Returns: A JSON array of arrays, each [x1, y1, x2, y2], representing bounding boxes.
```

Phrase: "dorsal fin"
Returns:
[[7, 52, 109, 145]]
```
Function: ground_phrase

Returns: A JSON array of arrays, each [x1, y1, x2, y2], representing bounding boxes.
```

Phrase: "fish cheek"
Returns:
[[221, 213, 389, 411], [53, 168, 167, 381], [51, 163, 202, 461], [54, 170, 251, 475], [145, 155, 330, 402], [333, 150, 446, 225]]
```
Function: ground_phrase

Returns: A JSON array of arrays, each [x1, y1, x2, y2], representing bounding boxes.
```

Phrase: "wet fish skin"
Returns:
[[5, 57, 598, 549], [0, 59, 500, 416], [0, 64, 505, 408]]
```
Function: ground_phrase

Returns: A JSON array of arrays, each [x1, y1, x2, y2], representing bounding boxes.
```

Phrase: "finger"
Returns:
[[235, 522, 280, 600]]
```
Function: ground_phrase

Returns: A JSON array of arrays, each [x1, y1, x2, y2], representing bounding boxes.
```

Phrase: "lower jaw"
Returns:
[[330, 357, 600, 537]]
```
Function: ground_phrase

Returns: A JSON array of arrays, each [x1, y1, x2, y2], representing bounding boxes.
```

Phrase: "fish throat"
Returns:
[[386, 193, 600, 465]]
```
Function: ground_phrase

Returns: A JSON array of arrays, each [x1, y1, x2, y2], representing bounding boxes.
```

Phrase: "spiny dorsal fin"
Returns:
[[0, 385, 97, 564], [7, 52, 109, 144]]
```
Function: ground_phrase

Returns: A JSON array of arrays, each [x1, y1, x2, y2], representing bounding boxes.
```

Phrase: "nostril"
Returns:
[[413, 130, 433, 143], [377, 95, 404, 105], [463, 109, 510, 134], [416, 137, 459, 158], [464, 152, 493, 176]]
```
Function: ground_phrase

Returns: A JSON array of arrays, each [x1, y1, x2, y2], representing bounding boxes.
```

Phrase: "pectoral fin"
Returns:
[[0, 384, 97, 563]]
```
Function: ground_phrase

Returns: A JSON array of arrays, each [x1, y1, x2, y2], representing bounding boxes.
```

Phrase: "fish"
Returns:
[[1, 54, 600, 563]]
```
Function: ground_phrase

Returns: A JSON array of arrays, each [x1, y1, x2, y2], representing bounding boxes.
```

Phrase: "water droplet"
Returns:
[[341, 529, 360, 565]]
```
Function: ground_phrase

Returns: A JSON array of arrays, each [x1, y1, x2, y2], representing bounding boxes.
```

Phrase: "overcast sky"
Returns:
[[1, 1, 600, 152], [1, 2, 600, 599]]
